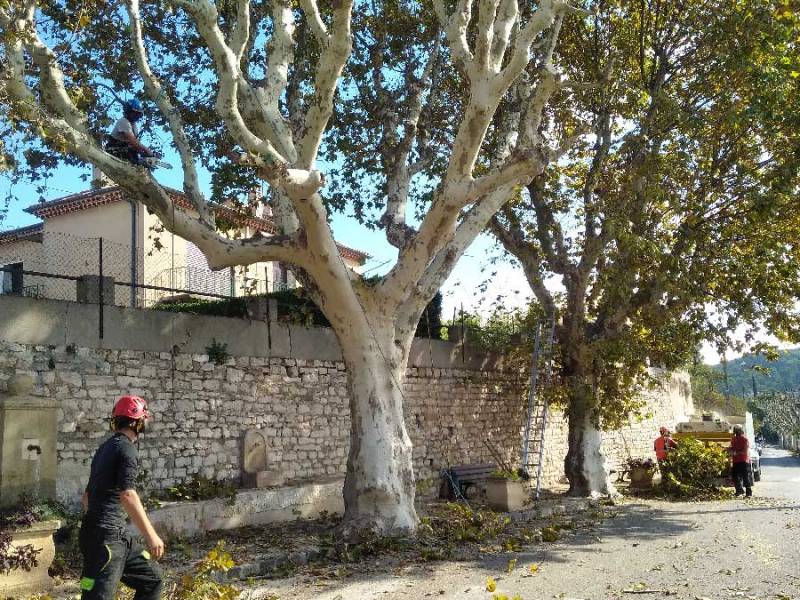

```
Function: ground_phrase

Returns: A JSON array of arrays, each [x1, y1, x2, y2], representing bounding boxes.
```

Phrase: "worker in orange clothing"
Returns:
[[654, 426, 678, 466], [728, 424, 752, 497]]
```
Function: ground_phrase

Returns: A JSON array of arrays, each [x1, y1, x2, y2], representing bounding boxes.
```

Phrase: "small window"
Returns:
[[0, 262, 21, 295], [0, 267, 11, 294]]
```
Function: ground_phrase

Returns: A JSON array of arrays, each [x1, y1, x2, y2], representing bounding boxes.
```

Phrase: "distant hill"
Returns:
[[712, 347, 800, 396]]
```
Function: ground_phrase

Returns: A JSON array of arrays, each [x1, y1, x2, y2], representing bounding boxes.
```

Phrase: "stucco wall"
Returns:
[[0, 295, 692, 505], [0, 240, 47, 296]]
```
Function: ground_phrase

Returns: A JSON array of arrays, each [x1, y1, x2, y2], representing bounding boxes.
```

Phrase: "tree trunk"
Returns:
[[564, 380, 615, 496], [339, 334, 419, 537]]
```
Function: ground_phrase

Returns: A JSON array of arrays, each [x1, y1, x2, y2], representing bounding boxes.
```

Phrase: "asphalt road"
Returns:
[[756, 445, 800, 501], [254, 449, 800, 600], [256, 500, 800, 600]]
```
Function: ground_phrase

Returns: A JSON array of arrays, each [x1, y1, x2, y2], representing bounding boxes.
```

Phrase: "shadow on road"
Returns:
[[262, 501, 700, 599], [667, 502, 800, 516]]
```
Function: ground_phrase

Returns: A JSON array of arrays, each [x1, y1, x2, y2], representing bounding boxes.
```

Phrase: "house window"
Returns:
[[0, 262, 22, 295]]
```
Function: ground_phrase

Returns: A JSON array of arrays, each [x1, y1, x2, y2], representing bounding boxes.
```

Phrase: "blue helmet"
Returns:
[[123, 99, 144, 115]]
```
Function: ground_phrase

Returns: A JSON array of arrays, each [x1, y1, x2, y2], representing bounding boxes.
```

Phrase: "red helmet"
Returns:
[[112, 395, 150, 421]]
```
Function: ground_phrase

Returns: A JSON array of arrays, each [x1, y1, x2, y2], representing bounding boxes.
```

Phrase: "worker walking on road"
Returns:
[[79, 395, 165, 599], [654, 426, 678, 466], [728, 424, 753, 498]]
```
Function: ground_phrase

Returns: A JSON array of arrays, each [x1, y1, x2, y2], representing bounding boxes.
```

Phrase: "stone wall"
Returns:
[[0, 340, 527, 504], [0, 295, 692, 505], [536, 372, 694, 487]]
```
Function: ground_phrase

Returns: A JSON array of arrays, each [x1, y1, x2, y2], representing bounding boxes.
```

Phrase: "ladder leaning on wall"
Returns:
[[519, 314, 556, 500]]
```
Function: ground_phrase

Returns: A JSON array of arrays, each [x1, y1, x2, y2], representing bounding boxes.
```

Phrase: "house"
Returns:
[[0, 184, 368, 307]]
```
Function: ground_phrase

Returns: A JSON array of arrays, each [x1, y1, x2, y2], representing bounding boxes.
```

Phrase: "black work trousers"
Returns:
[[731, 462, 753, 497], [104, 137, 146, 166], [79, 524, 163, 600]]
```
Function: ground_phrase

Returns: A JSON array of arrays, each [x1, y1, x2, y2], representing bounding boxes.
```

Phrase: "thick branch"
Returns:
[[416, 187, 513, 301], [489, 208, 556, 315], [298, 0, 328, 42], [433, 0, 473, 69]]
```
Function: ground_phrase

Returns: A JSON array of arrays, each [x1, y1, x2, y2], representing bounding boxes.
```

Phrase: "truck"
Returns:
[[673, 411, 761, 482]]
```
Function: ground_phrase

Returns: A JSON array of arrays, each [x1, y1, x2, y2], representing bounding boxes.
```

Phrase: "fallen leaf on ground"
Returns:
[[486, 576, 497, 592]]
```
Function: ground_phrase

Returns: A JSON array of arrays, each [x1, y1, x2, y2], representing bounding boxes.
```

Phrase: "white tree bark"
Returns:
[[565, 409, 616, 497], [0, 0, 588, 535]]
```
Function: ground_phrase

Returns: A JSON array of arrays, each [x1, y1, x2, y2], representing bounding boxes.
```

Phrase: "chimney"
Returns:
[[91, 164, 111, 189]]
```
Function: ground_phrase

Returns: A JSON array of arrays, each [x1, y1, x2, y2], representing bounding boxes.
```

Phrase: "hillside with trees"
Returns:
[[711, 348, 800, 397]]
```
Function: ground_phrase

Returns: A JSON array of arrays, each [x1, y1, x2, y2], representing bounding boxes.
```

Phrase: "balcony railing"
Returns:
[[143, 266, 291, 306]]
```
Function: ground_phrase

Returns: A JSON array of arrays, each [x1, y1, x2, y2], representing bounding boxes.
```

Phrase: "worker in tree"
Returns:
[[654, 426, 678, 466], [79, 395, 164, 600], [728, 424, 753, 498], [104, 99, 156, 167]]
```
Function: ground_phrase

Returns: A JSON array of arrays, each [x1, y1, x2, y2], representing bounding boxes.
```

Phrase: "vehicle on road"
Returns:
[[674, 412, 761, 482]]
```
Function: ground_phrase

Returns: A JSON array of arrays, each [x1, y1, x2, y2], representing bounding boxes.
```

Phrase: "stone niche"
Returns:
[[241, 429, 285, 488], [0, 374, 59, 506]]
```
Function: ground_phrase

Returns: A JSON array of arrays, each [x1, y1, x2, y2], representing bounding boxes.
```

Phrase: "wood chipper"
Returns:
[[673, 412, 761, 482]]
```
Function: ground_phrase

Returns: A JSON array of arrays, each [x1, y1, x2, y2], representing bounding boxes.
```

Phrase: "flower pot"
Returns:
[[629, 467, 655, 489], [0, 519, 61, 598], [486, 478, 529, 512]]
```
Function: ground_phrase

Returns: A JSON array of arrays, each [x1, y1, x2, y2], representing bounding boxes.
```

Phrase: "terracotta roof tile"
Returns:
[[0, 223, 44, 245]]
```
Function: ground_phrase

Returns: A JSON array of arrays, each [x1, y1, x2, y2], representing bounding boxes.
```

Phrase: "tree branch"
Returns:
[[433, 0, 473, 70], [379, 38, 442, 249], [173, 0, 295, 171], [124, 0, 211, 223], [475, 0, 501, 73], [229, 0, 251, 61], [295, 0, 354, 168], [416, 187, 513, 302], [490, 0, 519, 72], [489, 207, 556, 316], [298, 0, 328, 43]]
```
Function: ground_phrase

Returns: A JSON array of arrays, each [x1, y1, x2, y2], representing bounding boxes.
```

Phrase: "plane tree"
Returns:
[[0, 0, 593, 532], [488, 0, 800, 494]]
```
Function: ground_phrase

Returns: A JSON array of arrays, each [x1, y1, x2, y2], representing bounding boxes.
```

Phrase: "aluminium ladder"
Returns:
[[519, 314, 556, 499]]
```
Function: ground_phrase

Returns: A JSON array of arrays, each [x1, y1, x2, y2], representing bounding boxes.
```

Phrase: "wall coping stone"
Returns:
[[0, 295, 512, 371]]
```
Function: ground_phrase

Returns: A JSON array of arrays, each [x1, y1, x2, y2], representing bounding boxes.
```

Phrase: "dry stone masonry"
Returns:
[[0, 295, 693, 506]]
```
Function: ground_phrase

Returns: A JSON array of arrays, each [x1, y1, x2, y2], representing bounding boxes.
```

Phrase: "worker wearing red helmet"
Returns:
[[78, 395, 164, 599], [654, 426, 678, 464]]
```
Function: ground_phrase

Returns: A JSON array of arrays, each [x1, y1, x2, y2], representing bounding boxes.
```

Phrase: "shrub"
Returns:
[[154, 475, 238, 506], [625, 457, 656, 471], [205, 338, 230, 366], [170, 542, 239, 600], [0, 494, 66, 575], [153, 287, 444, 337], [660, 437, 729, 498], [490, 469, 523, 481], [0, 529, 40, 575]]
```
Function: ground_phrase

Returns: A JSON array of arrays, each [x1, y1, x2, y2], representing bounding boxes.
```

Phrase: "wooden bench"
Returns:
[[439, 463, 497, 500]]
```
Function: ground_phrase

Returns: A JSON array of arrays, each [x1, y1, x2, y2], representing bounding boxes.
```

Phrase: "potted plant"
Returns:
[[0, 498, 61, 597], [486, 469, 530, 512], [625, 457, 657, 489]]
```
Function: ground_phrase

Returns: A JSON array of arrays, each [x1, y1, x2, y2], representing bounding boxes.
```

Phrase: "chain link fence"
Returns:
[[0, 229, 287, 308]]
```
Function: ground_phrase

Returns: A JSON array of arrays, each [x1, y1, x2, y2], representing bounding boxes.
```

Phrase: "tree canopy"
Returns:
[[485, 0, 800, 493]]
